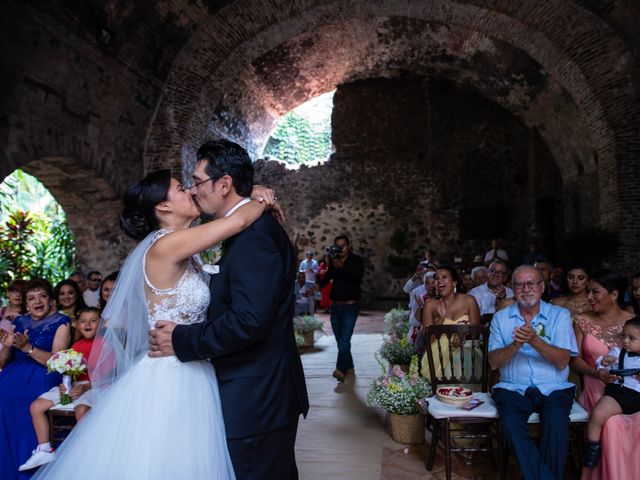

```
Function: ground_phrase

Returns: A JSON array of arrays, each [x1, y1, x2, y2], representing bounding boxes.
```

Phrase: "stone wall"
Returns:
[[255, 77, 563, 303]]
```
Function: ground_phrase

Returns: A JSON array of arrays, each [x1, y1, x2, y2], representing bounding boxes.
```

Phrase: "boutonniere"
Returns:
[[202, 242, 225, 274], [534, 322, 550, 340]]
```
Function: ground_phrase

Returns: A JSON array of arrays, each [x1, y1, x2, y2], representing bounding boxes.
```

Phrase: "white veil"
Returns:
[[89, 231, 155, 404]]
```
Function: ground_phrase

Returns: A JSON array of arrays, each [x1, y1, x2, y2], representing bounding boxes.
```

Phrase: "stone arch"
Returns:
[[15, 157, 134, 275], [144, 0, 640, 266]]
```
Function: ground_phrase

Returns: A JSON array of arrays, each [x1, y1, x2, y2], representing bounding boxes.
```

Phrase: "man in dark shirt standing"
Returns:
[[318, 235, 365, 382]]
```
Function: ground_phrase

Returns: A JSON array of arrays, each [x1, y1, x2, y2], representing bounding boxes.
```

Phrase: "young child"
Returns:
[[18, 307, 100, 471], [583, 316, 640, 468]]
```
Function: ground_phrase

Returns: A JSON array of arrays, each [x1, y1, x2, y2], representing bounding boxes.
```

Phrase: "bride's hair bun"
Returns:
[[120, 209, 151, 240], [120, 170, 172, 240]]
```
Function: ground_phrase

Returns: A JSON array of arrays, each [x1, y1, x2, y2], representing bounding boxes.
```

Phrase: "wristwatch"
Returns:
[[26, 345, 34, 355]]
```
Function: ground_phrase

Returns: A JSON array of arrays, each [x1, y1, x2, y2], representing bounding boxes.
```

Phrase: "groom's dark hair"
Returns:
[[196, 139, 254, 197]]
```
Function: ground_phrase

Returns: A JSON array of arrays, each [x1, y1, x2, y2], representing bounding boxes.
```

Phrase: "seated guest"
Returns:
[[98, 271, 118, 312], [550, 266, 565, 298], [0, 280, 26, 357], [470, 265, 488, 287], [626, 272, 640, 315], [582, 317, 640, 469], [55, 280, 88, 343], [82, 271, 102, 308], [459, 271, 475, 294], [19, 307, 100, 471], [571, 270, 637, 479], [403, 266, 426, 305], [1, 279, 26, 322], [551, 265, 592, 317], [489, 265, 578, 480], [55, 280, 87, 321], [522, 241, 542, 266], [68, 271, 87, 293], [534, 258, 560, 302], [294, 272, 313, 316], [484, 238, 509, 265], [407, 271, 435, 343], [469, 260, 514, 316], [0, 278, 71, 480], [420, 266, 481, 379]]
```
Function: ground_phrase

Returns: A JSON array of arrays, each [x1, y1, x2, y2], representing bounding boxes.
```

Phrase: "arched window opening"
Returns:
[[263, 91, 334, 168], [0, 169, 77, 290]]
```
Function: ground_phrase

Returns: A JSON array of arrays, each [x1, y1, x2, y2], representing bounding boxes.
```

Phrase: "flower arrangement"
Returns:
[[368, 354, 431, 415], [384, 308, 410, 338], [47, 348, 87, 405], [293, 315, 323, 334], [534, 323, 550, 341], [294, 333, 305, 348], [379, 334, 416, 366]]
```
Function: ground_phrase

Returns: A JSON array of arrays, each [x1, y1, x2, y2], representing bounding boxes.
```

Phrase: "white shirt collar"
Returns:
[[224, 197, 251, 218]]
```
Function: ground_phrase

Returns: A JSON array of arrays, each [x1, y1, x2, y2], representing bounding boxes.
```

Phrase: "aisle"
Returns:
[[294, 311, 498, 480]]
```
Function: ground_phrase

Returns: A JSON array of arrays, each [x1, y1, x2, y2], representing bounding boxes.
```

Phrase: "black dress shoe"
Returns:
[[583, 442, 601, 468]]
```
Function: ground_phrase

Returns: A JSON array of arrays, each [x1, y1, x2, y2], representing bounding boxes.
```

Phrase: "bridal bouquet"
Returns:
[[47, 348, 87, 405]]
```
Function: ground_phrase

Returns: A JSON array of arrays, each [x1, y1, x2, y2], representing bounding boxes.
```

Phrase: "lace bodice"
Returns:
[[143, 230, 210, 328], [576, 316, 623, 350]]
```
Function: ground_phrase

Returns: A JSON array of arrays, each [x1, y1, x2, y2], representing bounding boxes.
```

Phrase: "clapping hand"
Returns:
[[513, 324, 536, 344], [0, 329, 13, 347], [13, 330, 30, 351]]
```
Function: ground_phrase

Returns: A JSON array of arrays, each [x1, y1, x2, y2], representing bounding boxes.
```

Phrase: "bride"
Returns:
[[32, 169, 277, 479]]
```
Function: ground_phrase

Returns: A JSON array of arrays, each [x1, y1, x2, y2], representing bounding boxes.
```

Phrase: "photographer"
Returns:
[[318, 235, 364, 383]]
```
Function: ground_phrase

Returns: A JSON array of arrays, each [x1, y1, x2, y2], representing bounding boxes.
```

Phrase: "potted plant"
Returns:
[[384, 308, 410, 338], [293, 315, 323, 347], [368, 355, 431, 444], [379, 334, 416, 371]]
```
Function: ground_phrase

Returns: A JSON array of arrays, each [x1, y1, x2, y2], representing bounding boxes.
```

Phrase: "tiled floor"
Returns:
[[295, 310, 582, 480]]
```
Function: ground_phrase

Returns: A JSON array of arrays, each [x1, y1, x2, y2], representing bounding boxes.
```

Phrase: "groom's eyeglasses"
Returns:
[[185, 176, 217, 190]]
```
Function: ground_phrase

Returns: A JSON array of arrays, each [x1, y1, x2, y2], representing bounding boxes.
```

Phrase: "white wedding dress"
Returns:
[[34, 232, 235, 479]]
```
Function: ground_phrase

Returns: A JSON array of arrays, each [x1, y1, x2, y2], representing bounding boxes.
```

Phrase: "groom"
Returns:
[[150, 139, 309, 479]]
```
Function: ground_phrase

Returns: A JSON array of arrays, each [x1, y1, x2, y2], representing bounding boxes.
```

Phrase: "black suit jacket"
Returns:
[[172, 213, 309, 439]]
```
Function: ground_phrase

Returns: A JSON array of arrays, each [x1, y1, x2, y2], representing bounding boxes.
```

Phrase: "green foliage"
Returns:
[[367, 355, 431, 415], [384, 308, 411, 338], [293, 315, 323, 333], [0, 170, 77, 291], [263, 110, 332, 166], [379, 335, 416, 366]]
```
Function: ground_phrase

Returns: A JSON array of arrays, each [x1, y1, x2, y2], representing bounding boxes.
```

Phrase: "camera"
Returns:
[[325, 245, 343, 258]]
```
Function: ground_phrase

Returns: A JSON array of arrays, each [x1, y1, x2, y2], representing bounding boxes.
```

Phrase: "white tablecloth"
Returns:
[[426, 392, 589, 422]]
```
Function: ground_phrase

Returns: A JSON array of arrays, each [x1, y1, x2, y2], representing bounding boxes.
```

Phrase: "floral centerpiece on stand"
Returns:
[[47, 348, 87, 405], [293, 315, 323, 347], [367, 354, 431, 444]]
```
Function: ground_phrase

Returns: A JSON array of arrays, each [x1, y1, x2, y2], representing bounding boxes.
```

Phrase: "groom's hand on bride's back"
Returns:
[[148, 321, 177, 357]]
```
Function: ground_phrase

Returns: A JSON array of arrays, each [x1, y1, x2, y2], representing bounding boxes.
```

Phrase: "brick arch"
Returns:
[[144, 0, 640, 266], [18, 157, 134, 275]]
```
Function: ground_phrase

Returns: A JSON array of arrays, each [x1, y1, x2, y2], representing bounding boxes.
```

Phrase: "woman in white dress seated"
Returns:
[[32, 170, 277, 480]]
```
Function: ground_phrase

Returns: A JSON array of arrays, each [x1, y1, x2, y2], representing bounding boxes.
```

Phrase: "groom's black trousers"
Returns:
[[227, 418, 299, 480]]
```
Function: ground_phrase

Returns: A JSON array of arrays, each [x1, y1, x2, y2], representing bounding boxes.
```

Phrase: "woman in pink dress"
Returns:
[[572, 270, 638, 480]]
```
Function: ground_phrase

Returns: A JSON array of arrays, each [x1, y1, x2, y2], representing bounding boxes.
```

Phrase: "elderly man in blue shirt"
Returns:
[[489, 265, 578, 480]]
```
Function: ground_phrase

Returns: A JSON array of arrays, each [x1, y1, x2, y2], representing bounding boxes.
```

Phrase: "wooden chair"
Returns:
[[47, 406, 77, 448], [422, 324, 504, 480]]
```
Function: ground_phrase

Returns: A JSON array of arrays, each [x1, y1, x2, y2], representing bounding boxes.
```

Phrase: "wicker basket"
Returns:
[[388, 412, 424, 444], [302, 331, 314, 348]]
